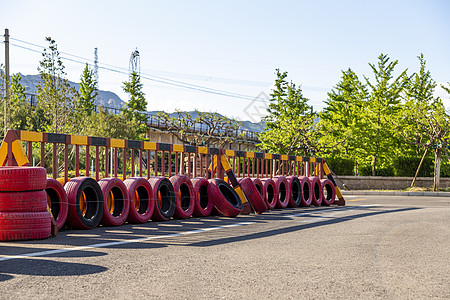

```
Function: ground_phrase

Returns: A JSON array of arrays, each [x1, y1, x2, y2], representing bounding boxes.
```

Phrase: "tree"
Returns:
[[8, 73, 32, 130], [319, 68, 367, 169], [259, 69, 332, 156], [77, 63, 97, 116], [122, 71, 148, 137], [360, 54, 408, 175], [157, 110, 243, 148], [36, 37, 78, 134], [395, 54, 450, 190]]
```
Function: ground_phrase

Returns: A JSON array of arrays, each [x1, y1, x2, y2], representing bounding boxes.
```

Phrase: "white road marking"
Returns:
[[0, 222, 256, 262]]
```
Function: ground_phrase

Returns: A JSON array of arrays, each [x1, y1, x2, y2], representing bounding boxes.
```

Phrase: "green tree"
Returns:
[[396, 55, 450, 190], [8, 73, 32, 130], [78, 63, 97, 116], [319, 68, 367, 170], [259, 69, 328, 157], [36, 37, 78, 134], [122, 71, 148, 137], [360, 54, 408, 175]]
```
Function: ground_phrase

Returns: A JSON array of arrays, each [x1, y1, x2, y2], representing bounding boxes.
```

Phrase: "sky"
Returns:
[[1, 0, 450, 122]]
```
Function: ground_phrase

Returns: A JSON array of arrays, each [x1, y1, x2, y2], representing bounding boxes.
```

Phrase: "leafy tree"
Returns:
[[157, 110, 243, 148], [36, 37, 78, 134], [259, 69, 334, 157], [77, 63, 97, 116], [8, 73, 32, 130], [319, 68, 367, 170], [394, 54, 450, 190], [360, 54, 408, 175], [122, 71, 148, 137]]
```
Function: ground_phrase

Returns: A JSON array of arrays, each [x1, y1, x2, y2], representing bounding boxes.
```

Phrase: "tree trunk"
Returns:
[[372, 155, 377, 176], [433, 148, 441, 191]]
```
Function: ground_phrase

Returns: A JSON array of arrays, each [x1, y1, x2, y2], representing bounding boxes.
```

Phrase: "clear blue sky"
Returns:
[[2, 0, 449, 122]]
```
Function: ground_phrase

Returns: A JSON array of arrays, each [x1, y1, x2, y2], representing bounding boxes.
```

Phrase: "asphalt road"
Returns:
[[0, 195, 449, 299]]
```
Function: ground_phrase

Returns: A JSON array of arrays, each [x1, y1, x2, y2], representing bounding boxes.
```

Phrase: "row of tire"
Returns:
[[0, 167, 336, 241]]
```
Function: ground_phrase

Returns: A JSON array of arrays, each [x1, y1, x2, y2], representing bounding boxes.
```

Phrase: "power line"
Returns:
[[9, 37, 270, 103]]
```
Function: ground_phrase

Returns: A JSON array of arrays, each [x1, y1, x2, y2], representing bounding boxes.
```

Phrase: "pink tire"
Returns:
[[208, 179, 243, 217], [65, 177, 104, 230], [124, 177, 155, 224], [45, 178, 68, 229], [98, 177, 130, 226], [273, 176, 289, 209], [0, 212, 51, 241], [251, 178, 264, 196], [191, 177, 212, 217], [298, 176, 313, 206], [149, 177, 176, 221], [239, 177, 267, 214], [286, 176, 302, 207], [260, 178, 277, 210], [0, 190, 47, 212], [321, 179, 336, 206], [309, 177, 323, 206], [170, 175, 195, 219]]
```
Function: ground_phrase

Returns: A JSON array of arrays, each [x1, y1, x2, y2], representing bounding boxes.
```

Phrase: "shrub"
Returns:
[[324, 157, 354, 175]]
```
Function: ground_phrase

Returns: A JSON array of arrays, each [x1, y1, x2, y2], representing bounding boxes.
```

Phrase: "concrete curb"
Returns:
[[341, 190, 450, 197]]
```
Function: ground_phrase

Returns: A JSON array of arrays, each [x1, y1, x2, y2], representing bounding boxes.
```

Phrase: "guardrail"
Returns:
[[0, 129, 345, 205]]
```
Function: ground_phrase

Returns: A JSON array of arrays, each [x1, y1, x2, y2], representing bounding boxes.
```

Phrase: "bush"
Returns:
[[358, 165, 394, 176], [393, 157, 434, 177], [324, 157, 354, 175]]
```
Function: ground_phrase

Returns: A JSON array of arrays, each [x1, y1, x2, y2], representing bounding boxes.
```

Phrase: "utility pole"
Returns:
[[4, 28, 10, 134]]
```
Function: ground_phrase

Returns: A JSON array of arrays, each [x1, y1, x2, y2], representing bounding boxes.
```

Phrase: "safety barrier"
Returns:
[[0, 129, 345, 205]]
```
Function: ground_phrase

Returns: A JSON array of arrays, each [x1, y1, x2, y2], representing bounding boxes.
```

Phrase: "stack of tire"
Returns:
[[0, 167, 52, 241]]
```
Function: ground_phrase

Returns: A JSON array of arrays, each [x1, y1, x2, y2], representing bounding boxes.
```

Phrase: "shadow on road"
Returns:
[[187, 207, 421, 247]]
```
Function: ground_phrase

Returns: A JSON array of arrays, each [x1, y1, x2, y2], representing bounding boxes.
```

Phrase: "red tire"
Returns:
[[0, 211, 51, 241], [208, 179, 243, 217], [260, 178, 277, 210], [149, 177, 176, 221], [124, 177, 155, 224], [239, 177, 267, 214], [0, 190, 47, 212], [170, 175, 195, 219], [0, 167, 47, 191], [321, 179, 336, 206], [98, 178, 130, 226], [273, 176, 289, 209], [251, 178, 264, 196], [45, 178, 68, 230], [191, 177, 212, 217], [286, 176, 302, 207], [65, 177, 104, 229], [298, 176, 313, 206], [309, 177, 323, 206]]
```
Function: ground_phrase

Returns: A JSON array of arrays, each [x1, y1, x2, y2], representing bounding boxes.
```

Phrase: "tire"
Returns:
[[0, 190, 47, 212], [191, 177, 213, 217], [239, 177, 267, 214], [260, 178, 277, 210], [45, 178, 68, 230], [170, 175, 195, 219], [251, 178, 264, 196], [321, 179, 336, 206], [124, 177, 155, 224], [273, 176, 289, 209], [98, 178, 130, 226], [286, 176, 302, 207], [309, 177, 323, 206], [65, 177, 104, 229], [0, 167, 47, 191], [298, 176, 313, 207], [207, 178, 243, 217], [149, 177, 176, 221], [0, 211, 51, 241]]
